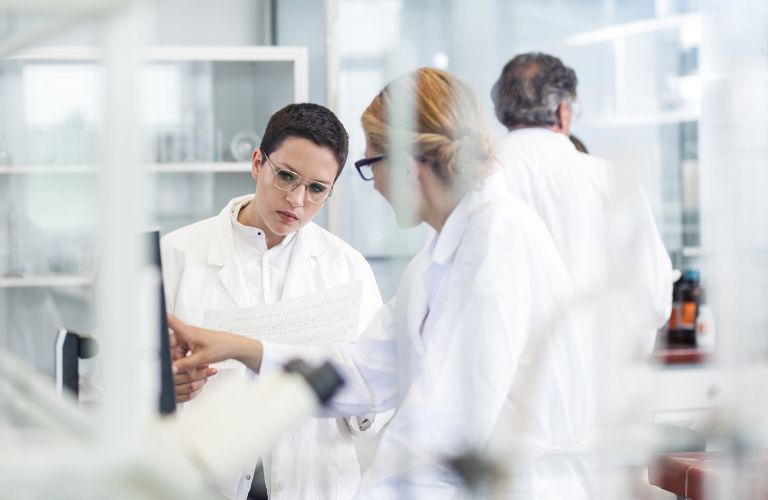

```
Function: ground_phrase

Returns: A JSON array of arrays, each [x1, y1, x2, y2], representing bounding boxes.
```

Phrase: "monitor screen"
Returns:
[[145, 229, 176, 415]]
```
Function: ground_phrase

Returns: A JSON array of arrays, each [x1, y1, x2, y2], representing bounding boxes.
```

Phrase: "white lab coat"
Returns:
[[161, 195, 386, 500], [496, 128, 673, 450], [262, 174, 597, 499], [495, 128, 672, 336]]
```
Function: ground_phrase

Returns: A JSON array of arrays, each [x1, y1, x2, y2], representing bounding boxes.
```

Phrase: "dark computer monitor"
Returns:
[[55, 232, 175, 415], [145, 229, 176, 415]]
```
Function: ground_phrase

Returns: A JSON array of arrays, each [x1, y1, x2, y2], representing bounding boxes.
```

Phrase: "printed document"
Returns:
[[203, 280, 362, 347]]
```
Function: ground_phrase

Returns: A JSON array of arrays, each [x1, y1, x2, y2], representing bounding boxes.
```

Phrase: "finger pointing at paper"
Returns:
[[168, 314, 264, 374]]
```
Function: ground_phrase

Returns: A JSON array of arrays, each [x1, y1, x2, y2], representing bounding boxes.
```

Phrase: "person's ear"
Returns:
[[251, 149, 264, 181], [408, 155, 429, 185], [556, 101, 572, 135]]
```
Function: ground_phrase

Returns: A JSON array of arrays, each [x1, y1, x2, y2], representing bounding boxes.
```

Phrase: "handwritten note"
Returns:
[[203, 281, 363, 347]]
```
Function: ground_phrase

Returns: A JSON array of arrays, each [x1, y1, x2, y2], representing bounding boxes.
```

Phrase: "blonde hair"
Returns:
[[361, 67, 494, 187]]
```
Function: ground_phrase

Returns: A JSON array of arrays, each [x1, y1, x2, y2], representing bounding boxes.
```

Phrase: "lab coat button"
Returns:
[[245, 475, 251, 481], [275, 480, 286, 492]]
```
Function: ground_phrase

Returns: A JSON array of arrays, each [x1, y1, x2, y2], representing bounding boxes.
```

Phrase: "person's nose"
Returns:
[[286, 184, 305, 208]]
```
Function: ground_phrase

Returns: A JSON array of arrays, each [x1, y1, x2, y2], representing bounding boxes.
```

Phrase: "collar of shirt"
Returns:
[[426, 171, 505, 265], [419, 172, 504, 324], [503, 127, 575, 151], [229, 196, 297, 305], [230, 197, 296, 254]]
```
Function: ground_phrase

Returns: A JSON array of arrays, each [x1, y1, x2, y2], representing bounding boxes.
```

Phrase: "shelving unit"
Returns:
[[0, 162, 251, 174], [1, 46, 307, 169], [0, 274, 92, 288], [8, 46, 309, 108], [0, 46, 308, 288], [564, 17, 717, 445], [0, 41, 311, 412], [564, 13, 702, 46], [150, 162, 251, 173], [592, 109, 699, 127], [564, 13, 704, 270], [565, 13, 702, 127]]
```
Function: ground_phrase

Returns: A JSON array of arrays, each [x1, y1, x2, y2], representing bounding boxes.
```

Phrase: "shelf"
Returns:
[[152, 162, 251, 173], [0, 274, 92, 288], [565, 13, 702, 46], [682, 246, 704, 258], [9, 45, 308, 63], [0, 162, 251, 174], [0, 165, 94, 174], [5, 46, 309, 102], [0, 2, 131, 60], [590, 109, 699, 127]]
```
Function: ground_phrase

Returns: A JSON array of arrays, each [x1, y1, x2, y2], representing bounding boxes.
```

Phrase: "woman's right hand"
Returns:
[[169, 314, 265, 374], [169, 314, 238, 373]]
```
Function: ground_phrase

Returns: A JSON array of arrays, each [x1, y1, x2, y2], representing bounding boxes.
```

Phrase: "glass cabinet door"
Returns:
[[0, 47, 307, 375]]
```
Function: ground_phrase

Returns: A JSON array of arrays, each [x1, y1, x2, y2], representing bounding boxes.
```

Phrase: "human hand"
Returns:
[[173, 366, 218, 403], [168, 314, 241, 373], [169, 326, 218, 403]]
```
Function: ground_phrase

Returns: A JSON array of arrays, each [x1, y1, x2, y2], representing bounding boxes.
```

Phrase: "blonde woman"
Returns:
[[171, 68, 595, 499]]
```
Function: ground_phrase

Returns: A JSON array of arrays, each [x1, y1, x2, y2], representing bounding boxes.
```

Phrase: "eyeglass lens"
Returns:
[[273, 169, 331, 203]]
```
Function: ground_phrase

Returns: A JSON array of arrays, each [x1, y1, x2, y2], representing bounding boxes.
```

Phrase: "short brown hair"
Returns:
[[260, 103, 349, 178]]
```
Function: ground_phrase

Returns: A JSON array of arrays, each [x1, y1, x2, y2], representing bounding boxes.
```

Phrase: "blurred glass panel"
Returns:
[[0, 49, 301, 377], [0, 56, 100, 377], [334, 0, 706, 299], [332, 1, 767, 498]]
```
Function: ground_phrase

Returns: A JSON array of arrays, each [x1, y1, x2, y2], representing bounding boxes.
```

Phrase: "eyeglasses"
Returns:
[[354, 155, 386, 181], [263, 152, 333, 204]]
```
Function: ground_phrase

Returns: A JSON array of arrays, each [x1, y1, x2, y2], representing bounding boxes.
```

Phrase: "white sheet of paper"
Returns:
[[203, 280, 363, 347]]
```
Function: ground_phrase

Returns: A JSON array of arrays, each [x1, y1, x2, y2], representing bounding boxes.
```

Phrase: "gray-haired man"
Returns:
[[491, 52, 672, 370]]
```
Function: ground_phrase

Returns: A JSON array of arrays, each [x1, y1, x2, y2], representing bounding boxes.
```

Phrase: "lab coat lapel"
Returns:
[[208, 197, 253, 308], [401, 184, 485, 354], [280, 224, 321, 300], [403, 253, 429, 354]]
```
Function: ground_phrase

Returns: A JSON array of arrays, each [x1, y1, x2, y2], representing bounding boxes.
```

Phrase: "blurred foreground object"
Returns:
[[0, 349, 342, 499], [650, 451, 768, 499]]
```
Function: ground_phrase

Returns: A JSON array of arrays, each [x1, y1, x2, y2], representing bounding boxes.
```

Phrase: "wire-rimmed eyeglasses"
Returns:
[[263, 151, 333, 204]]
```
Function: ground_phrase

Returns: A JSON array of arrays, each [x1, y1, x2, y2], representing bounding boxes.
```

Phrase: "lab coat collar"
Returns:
[[428, 172, 505, 265], [503, 127, 575, 150], [207, 194, 326, 307], [205, 195, 255, 307], [207, 194, 253, 267], [208, 194, 320, 263], [280, 223, 328, 300], [211, 194, 331, 301]]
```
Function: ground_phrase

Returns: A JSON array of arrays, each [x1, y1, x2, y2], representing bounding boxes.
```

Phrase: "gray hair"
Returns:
[[491, 53, 577, 130]]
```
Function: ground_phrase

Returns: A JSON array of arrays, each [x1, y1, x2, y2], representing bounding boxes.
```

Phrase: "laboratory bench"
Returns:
[[652, 347, 712, 366], [649, 450, 768, 499]]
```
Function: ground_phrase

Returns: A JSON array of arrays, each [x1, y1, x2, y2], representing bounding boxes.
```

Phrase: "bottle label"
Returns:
[[668, 302, 697, 330], [680, 302, 697, 329]]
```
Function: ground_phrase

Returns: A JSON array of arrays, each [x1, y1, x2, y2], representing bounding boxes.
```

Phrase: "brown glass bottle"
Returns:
[[667, 270, 702, 346]]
